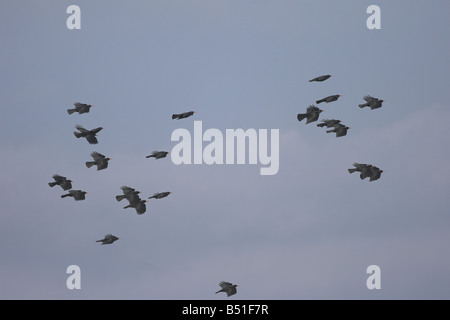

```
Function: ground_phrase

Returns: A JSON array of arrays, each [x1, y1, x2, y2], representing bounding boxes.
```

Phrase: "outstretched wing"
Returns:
[[306, 105, 320, 113], [363, 95, 378, 103], [85, 134, 98, 144], [219, 281, 232, 289], [75, 124, 89, 133], [121, 186, 136, 194], [90, 151, 105, 160]]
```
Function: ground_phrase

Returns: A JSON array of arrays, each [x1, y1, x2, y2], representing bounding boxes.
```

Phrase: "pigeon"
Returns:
[[67, 102, 93, 115], [316, 94, 341, 104], [359, 95, 384, 110], [297, 105, 324, 124], [309, 75, 331, 82], [124, 199, 147, 215], [73, 125, 103, 145], [48, 174, 73, 191], [96, 234, 119, 245], [172, 111, 195, 120], [61, 189, 87, 201], [326, 123, 350, 137], [316, 119, 342, 128], [215, 281, 238, 297], [146, 151, 169, 159], [148, 192, 172, 200], [85, 151, 111, 170]]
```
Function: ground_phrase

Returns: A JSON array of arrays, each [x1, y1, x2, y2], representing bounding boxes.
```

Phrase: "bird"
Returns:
[[316, 94, 341, 104], [61, 189, 87, 201], [348, 163, 382, 181], [146, 151, 169, 159], [326, 123, 350, 137], [85, 151, 111, 170], [309, 74, 331, 82], [172, 111, 195, 120], [316, 119, 342, 128], [297, 105, 324, 124], [73, 125, 103, 145], [96, 234, 119, 245], [48, 174, 73, 191], [215, 281, 238, 297], [115, 186, 141, 203], [148, 192, 172, 200], [124, 199, 147, 215], [67, 102, 93, 115], [359, 95, 384, 110]]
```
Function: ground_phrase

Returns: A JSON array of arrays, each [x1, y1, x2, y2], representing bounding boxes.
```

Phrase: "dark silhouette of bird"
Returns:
[[348, 163, 383, 181], [297, 105, 324, 124], [124, 199, 147, 215], [316, 94, 341, 104], [67, 102, 93, 115], [73, 125, 103, 145], [309, 75, 331, 82], [359, 95, 384, 110], [317, 119, 342, 128], [48, 174, 73, 191], [61, 189, 87, 201], [215, 281, 238, 297], [172, 111, 195, 120], [146, 151, 169, 159], [326, 123, 350, 137], [148, 192, 172, 200], [115, 186, 141, 203], [85, 151, 111, 170], [96, 234, 119, 245]]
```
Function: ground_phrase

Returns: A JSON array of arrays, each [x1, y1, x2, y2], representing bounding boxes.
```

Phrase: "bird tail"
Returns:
[[316, 123, 326, 127], [67, 108, 76, 115], [348, 168, 357, 174], [123, 205, 131, 209], [61, 194, 70, 198], [172, 114, 179, 119], [85, 161, 95, 168], [48, 182, 57, 187], [358, 103, 368, 108], [116, 195, 126, 202], [96, 240, 102, 242], [326, 129, 335, 133], [297, 113, 307, 122], [316, 99, 324, 104], [215, 290, 221, 294], [146, 155, 154, 158], [74, 131, 83, 138]]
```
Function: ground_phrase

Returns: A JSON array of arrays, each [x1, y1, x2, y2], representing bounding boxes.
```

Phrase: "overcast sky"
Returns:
[[1, 0, 449, 299]]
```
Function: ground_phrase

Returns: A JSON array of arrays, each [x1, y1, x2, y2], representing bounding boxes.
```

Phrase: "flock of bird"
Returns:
[[300, 74, 384, 182], [49, 103, 236, 296], [47, 74, 384, 297]]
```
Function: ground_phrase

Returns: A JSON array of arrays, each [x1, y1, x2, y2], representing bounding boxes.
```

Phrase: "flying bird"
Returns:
[[61, 189, 87, 201], [326, 123, 350, 137], [348, 163, 383, 181], [316, 94, 341, 104], [48, 174, 73, 191], [85, 151, 111, 170], [115, 186, 141, 203], [96, 234, 119, 245], [309, 74, 331, 82], [215, 281, 238, 297], [146, 151, 169, 159], [172, 111, 195, 120], [297, 105, 324, 124], [148, 192, 172, 200], [67, 102, 93, 115], [73, 125, 103, 145], [317, 119, 342, 128], [359, 95, 384, 110], [124, 199, 147, 215]]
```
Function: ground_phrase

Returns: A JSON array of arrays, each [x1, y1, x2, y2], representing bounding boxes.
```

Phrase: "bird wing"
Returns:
[[85, 134, 98, 144], [219, 281, 232, 289], [227, 286, 237, 297], [90, 151, 105, 160], [90, 127, 103, 134], [75, 124, 89, 133], [121, 186, 136, 194], [306, 105, 319, 113], [52, 174, 65, 182], [363, 95, 378, 102]]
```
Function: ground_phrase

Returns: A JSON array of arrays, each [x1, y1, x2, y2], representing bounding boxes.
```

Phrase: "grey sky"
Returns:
[[1, 1, 449, 299]]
